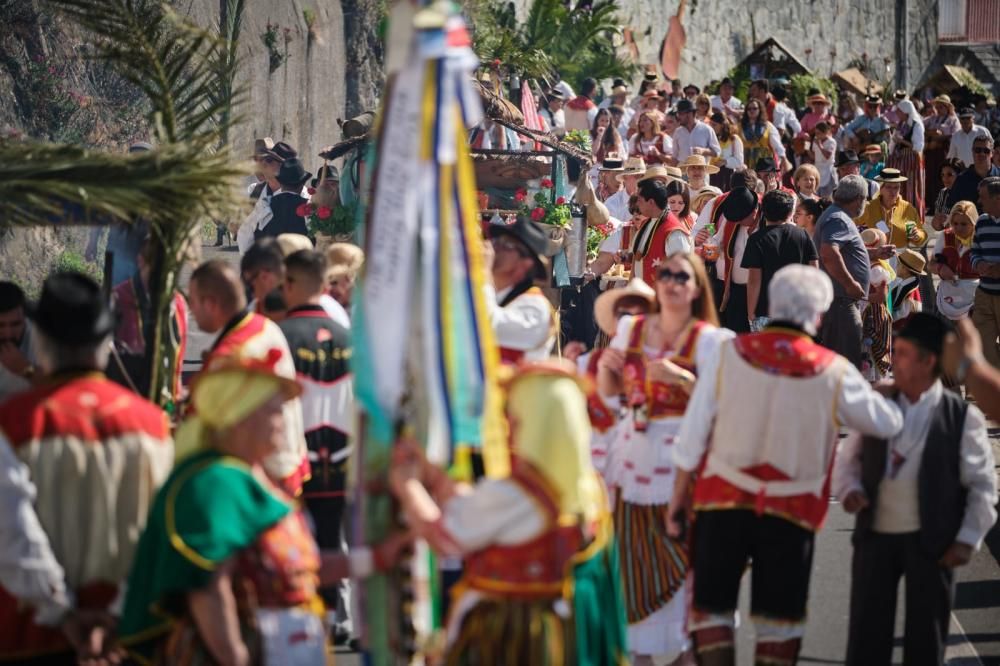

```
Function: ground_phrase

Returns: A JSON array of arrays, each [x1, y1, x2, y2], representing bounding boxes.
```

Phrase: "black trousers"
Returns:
[[846, 532, 954, 666], [305, 495, 349, 614], [719, 281, 750, 334]]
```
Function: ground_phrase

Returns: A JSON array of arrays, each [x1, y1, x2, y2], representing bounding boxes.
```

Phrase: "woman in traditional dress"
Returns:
[[709, 112, 744, 189], [930, 201, 980, 321], [738, 98, 784, 171], [390, 361, 629, 666], [118, 353, 407, 664], [666, 179, 696, 231], [855, 168, 927, 250], [629, 111, 673, 165], [931, 157, 965, 230], [887, 99, 926, 215], [593, 108, 626, 163], [597, 253, 733, 665]]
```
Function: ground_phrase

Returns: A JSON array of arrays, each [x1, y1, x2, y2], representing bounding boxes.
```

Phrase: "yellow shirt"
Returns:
[[855, 196, 927, 248]]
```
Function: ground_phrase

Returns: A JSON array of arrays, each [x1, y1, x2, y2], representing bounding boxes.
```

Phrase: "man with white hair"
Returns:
[[668, 265, 904, 666], [815, 175, 881, 368]]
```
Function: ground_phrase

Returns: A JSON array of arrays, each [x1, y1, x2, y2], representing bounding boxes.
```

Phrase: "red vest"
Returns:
[[938, 231, 978, 279], [634, 211, 690, 287], [622, 316, 705, 421]]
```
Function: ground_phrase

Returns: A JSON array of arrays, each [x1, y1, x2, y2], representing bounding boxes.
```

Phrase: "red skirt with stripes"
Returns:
[[614, 496, 689, 623], [887, 148, 925, 216]]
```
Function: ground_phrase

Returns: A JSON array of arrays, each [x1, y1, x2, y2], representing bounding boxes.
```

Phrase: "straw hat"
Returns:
[[807, 93, 829, 105], [860, 227, 887, 249], [862, 144, 883, 156], [896, 248, 927, 276], [616, 157, 647, 181], [594, 279, 656, 336], [677, 154, 720, 174], [637, 165, 671, 184], [611, 85, 629, 96], [875, 167, 907, 183], [932, 94, 954, 108], [691, 185, 723, 212], [665, 166, 683, 180]]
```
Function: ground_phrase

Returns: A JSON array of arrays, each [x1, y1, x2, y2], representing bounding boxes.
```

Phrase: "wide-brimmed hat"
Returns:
[[721, 186, 758, 221], [643, 71, 660, 83], [862, 144, 883, 156], [594, 279, 656, 336], [27, 273, 114, 344], [691, 185, 723, 212], [276, 157, 313, 188], [860, 227, 887, 248], [598, 154, 625, 172], [311, 164, 340, 188], [677, 154, 720, 174], [807, 93, 830, 105], [897, 248, 927, 276], [616, 157, 647, 180], [875, 167, 907, 183], [489, 215, 551, 280], [547, 88, 566, 101], [642, 89, 663, 100], [260, 140, 297, 163], [958, 107, 975, 118], [893, 89, 908, 100], [250, 136, 275, 159], [637, 165, 672, 184], [865, 94, 883, 106], [835, 150, 860, 167], [754, 156, 779, 173], [611, 85, 628, 96], [932, 94, 954, 108], [675, 99, 695, 114]]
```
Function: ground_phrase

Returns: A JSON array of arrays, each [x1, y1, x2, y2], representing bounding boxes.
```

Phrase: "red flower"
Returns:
[[317, 206, 332, 219], [556, 196, 566, 205], [530, 207, 545, 222], [514, 188, 527, 203], [307, 187, 316, 195], [540, 178, 554, 189], [296, 203, 312, 217]]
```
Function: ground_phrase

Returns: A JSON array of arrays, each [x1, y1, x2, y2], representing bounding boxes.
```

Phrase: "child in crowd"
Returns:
[[859, 229, 892, 382], [812, 121, 837, 198], [860, 144, 885, 181]]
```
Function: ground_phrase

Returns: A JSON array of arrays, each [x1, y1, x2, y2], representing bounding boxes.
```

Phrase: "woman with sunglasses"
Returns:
[[597, 252, 732, 666], [738, 99, 785, 172]]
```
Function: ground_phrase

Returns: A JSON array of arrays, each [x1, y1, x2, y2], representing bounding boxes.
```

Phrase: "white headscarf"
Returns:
[[896, 99, 923, 126]]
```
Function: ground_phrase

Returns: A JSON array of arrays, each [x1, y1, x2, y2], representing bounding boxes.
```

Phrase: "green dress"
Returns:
[[118, 449, 292, 661]]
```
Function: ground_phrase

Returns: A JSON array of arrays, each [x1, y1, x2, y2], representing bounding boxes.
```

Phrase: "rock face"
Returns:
[[512, 0, 939, 91]]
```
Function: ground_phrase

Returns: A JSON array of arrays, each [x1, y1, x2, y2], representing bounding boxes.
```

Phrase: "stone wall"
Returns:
[[513, 0, 939, 92]]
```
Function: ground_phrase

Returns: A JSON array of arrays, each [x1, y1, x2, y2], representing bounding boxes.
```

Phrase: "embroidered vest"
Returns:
[[856, 391, 968, 559], [938, 231, 978, 279], [632, 211, 690, 287], [463, 464, 583, 599], [621, 316, 705, 424]]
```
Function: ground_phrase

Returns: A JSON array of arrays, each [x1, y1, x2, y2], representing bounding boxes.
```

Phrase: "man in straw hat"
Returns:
[[670, 264, 904, 666], [835, 313, 996, 666], [856, 167, 927, 250], [845, 94, 892, 151], [677, 154, 719, 195], [483, 216, 556, 364], [0, 273, 174, 662], [925, 94, 961, 146]]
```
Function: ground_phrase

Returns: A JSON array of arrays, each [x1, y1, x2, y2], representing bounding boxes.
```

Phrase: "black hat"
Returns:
[[311, 165, 340, 188], [263, 141, 298, 162], [720, 187, 758, 221], [958, 107, 975, 118], [835, 149, 860, 167], [720, 77, 734, 87], [675, 99, 695, 114], [612, 78, 628, 90], [27, 273, 113, 344], [683, 84, 700, 94], [489, 216, 550, 280], [896, 312, 950, 357], [546, 88, 566, 101], [643, 72, 659, 82], [754, 156, 778, 173], [865, 94, 883, 105], [276, 157, 313, 189], [709, 112, 725, 124]]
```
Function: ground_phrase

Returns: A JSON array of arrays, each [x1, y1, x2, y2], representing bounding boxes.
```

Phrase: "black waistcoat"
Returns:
[[855, 389, 968, 559]]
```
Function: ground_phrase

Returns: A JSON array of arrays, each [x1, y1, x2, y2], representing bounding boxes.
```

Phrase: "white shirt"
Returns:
[[629, 133, 675, 161], [320, 294, 351, 330], [772, 102, 801, 136], [833, 380, 997, 549], [604, 188, 631, 224], [709, 218, 750, 284], [0, 434, 72, 626], [710, 95, 743, 115], [673, 121, 722, 160], [718, 137, 745, 171], [484, 284, 553, 360], [946, 124, 991, 165], [540, 108, 566, 136], [813, 136, 837, 187], [890, 120, 926, 154], [675, 351, 903, 473]]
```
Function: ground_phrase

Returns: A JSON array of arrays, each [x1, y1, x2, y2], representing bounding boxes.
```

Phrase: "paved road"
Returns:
[[187, 241, 1000, 665]]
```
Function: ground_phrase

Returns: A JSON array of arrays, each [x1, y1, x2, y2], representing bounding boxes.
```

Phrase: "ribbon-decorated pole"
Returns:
[[351, 2, 505, 662]]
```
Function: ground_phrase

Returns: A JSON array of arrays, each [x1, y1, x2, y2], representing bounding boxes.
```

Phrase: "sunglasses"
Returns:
[[657, 268, 692, 285], [973, 147, 992, 154]]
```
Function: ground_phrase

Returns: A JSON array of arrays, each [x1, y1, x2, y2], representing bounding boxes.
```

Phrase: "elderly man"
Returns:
[[673, 99, 721, 161], [835, 149, 880, 199], [815, 175, 883, 368], [483, 217, 555, 363], [845, 95, 892, 151], [187, 259, 308, 494], [0, 273, 173, 662], [835, 314, 996, 666], [946, 107, 991, 166], [669, 264, 903, 666]]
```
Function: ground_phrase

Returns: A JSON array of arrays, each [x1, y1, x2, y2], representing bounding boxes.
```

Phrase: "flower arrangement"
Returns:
[[299, 196, 358, 238], [562, 129, 592, 153], [586, 220, 615, 259], [515, 177, 572, 228]]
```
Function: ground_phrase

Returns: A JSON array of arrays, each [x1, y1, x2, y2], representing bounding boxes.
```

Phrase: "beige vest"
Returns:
[[704, 341, 848, 498]]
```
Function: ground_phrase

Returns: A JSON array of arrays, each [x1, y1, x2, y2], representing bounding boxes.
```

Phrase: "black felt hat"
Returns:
[[720, 186, 758, 221], [27, 273, 114, 344], [896, 312, 950, 356], [835, 149, 860, 167], [311, 165, 340, 188], [276, 157, 313, 189], [489, 216, 550, 279], [754, 156, 779, 173]]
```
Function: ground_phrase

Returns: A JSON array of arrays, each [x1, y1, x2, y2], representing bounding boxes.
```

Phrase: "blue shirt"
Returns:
[[971, 214, 1000, 294], [814, 204, 870, 300]]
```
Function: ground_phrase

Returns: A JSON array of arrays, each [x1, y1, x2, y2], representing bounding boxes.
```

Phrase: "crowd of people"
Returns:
[[0, 70, 999, 666]]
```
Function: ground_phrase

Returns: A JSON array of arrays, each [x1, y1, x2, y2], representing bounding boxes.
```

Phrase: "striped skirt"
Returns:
[[614, 496, 689, 624], [887, 147, 926, 215], [446, 598, 574, 666]]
